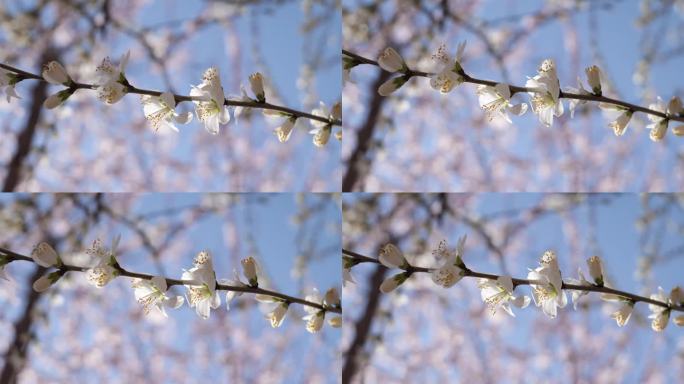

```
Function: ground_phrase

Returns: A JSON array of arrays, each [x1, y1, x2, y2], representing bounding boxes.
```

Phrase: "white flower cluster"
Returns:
[[365, 44, 684, 141], [3, 54, 340, 146], [355, 236, 683, 330], [1, 239, 340, 332]]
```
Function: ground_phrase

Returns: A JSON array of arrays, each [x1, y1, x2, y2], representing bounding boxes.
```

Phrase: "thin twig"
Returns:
[[0, 247, 340, 314], [342, 248, 683, 312], [342, 49, 684, 123], [0, 63, 342, 127]]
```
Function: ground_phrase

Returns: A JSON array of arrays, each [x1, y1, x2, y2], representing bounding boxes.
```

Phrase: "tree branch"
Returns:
[[0, 247, 340, 314], [342, 249, 683, 312]]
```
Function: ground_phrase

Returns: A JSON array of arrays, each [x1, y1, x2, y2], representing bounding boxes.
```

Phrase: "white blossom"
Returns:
[[587, 256, 604, 286], [585, 65, 602, 95], [527, 250, 567, 318], [190, 67, 230, 135], [241, 256, 259, 286], [526, 59, 564, 127], [85, 236, 121, 288], [667, 96, 682, 116], [610, 301, 635, 327], [141, 92, 193, 133], [324, 287, 340, 308], [429, 41, 466, 94], [31, 242, 61, 268], [377, 76, 409, 96], [646, 99, 669, 142], [478, 275, 530, 317], [302, 289, 326, 333], [0, 67, 21, 102], [182, 251, 221, 319], [132, 276, 184, 317], [32, 271, 63, 292], [476, 83, 528, 123], [648, 287, 671, 331], [430, 237, 468, 288], [42, 61, 71, 85], [377, 47, 406, 73], [378, 243, 408, 269], [95, 51, 130, 105], [309, 101, 338, 147], [248, 72, 266, 102], [266, 302, 289, 328], [599, 103, 634, 136], [263, 110, 298, 143], [379, 272, 410, 293]]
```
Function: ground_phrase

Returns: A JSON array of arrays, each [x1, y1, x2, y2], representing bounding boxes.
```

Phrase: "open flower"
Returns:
[[599, 103, 634, 136], [1, 68, 21, 102], [181, 251, 221, 319], [302, 289, 326, 333], [429, 41, 466, 94], [430, 236, 468, 288], [263, 110, 298, 143], [476, 83, 528, 123], [379, 243, 408, 269], [377, 47, 406, 73], [648, 287, 671, 331], [309, 101, 338, 147], [95, 51, 130, 105], [526, 59, 564, 127], [132, 276, 184, 317], [190, 67, 230, 135], [380, 271, 410, 293], [646, 99, 669, 142], [31, 242, 62, 268], [611, 301, 635, 327], [478, 275, 530, 317], [140, 92, 193, 133], [85, 236, 121, 288], [42, 61, 72, 85], [267, 302, 289, 328], [527, 250, 567, 318]]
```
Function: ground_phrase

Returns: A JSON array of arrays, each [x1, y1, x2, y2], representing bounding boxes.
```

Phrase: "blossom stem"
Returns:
[[342, 49, 684, 123], [0, 62, 341, 127], [0, 246, 339, 314], [341, 248, 683, 312]]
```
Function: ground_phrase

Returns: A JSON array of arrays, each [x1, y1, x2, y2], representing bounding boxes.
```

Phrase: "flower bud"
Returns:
[[609, 110, 633, 136], [248, 72, 265, 103], [377, 47, 405, 73], [241, 256, 258, 287], [586, 256, 604, 286], [670, 286, 683, 306], [324, 287, 340, 307], [378, 76, 409, 96], [274, 117, 296, 143], [674, 315, 684, 327], [330, 101, 341, 121], [379, 243, 407, 269], [31, 242, 61, 268], [667, 96, 682, 116], [43, 89, 74, 109], [585, 65, 602, 95], [312, 126, 332, 147], [610, 302, 634, 327], [379, 272, 409, 293], [32, 270, 63, 292], [42, 61, 71, 85], [327, 315, 342, 328]]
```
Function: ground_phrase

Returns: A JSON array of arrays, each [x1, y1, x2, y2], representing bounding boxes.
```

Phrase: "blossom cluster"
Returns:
[[343, 236, 684, 331], [0, 239, 341, 333], [1, 53, 341, 147], [344, 44, 684, 141]]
